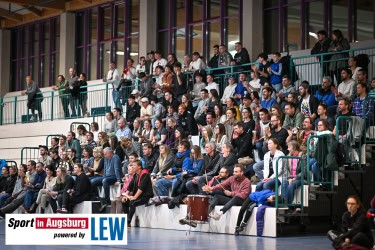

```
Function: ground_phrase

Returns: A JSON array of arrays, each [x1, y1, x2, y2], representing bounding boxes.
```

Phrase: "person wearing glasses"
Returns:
[[328, 195, 373, 249]]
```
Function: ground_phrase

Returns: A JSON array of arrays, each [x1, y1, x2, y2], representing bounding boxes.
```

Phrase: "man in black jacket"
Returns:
[[232, 122, 253, 159], [185, 143, 220, 194], [126, 94, 141, 129], [298, 82, 319, 120], [173, 62, 188, 101], [311, 30, 331, 77], [122, 160, 153, 226], [142, 143, 159, 173]]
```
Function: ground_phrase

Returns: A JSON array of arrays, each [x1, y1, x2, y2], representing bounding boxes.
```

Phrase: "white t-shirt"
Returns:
[[301, 95, 311, 117], [206, 82, 220, 95]]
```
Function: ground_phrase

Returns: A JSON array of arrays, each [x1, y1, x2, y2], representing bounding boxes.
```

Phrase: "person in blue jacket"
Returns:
[[234, 189, 276, 236], [315, 76, 337, 107], [171, 145, 203, 197]]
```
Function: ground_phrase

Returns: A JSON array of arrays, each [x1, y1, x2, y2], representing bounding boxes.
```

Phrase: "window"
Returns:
[[10, 17, 59, 91], [75, 1, 139, 80], [158, 0, 242, 63]]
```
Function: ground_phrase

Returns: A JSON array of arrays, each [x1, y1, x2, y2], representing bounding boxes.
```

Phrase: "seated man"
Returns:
[[154, 140, 191, 197], [203, 164, 251, 220], [232, 121, 253, 160], [180, 166, 230, 227], [185, 143, 220, 195], [0, 161, 38, 216], [190, 143, 237, 195], [122, 160, 153, 226], [22, 162, 46, 212], [91, 147, 122, 212]]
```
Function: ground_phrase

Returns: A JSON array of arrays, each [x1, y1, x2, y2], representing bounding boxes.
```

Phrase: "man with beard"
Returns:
[[335, 69, 355, 101], [203, 164, 251, 220], [298, 83, 319, 120], [315, 76, 337, 107]]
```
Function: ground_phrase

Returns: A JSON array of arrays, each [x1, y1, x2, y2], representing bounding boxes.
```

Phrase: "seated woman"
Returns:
[[173, 127, 188, 154], [178, 104, 198, 136], [34, 165, 57, 213], [86, 147, 104, 178], [111, 164, 135, 214], [165, 117, 177, 149], [131, 118, 143, 142], [152, 118, 167, 146], [328, 195, 374, 249], [139, 119, 153, 144], [81, 147, 94, 176], [163, 105, 179, 126], [200, 126, 214, 153], [213, 123, 228, 153], [281, 141, 306, 213], [207, 89, 220, 113], [151, 144, 175, 183], [214, 104, 227, 124], [181, 94, 194, 114], [48, 167, 74, 213], [242, 107, 255, 134], [98, 132, 110, 149], [57, 163, 92, 213], [171, 145, 203, 197], [235, 189, 276, 236], [255, 138, 285, 192], [226, 97, 241, 121]]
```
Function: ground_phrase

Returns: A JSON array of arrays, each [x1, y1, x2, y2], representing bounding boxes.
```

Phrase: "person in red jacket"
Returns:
[[203, 164, 251, 220]]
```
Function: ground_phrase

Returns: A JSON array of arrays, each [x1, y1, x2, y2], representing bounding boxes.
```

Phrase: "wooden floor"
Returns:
[[0, 219, 331, 250]]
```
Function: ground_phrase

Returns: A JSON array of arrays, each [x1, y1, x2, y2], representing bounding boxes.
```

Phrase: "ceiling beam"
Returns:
[[22, 5, 42, 16], [2, 0, 66, 10], [0, 7, 22, 22]]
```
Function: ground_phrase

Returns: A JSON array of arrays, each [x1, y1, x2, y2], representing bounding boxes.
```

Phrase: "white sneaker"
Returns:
[[210, 211, 223, 220]]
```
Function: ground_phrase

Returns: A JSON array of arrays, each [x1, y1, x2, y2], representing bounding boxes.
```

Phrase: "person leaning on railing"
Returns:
[[52, 75, 70, 119]]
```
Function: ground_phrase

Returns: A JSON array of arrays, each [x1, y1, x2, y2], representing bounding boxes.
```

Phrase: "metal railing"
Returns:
[[274, 155, 306, 213], [0, 81, 137, 125], [20, 147, 40, 164], [306, 134, 337, 191], [290, 45, 375, 88], [45, 134, 61, 148]]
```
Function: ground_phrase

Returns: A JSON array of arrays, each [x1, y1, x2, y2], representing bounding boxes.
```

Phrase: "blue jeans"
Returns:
[[90, 176, 117, 202], [0, 193, 10, 208], [23, 189, 38, 208], [310, 157, 319, 182], [70, 97, 80, 117], [154, 178, 172, 196], [112, 91, 122, 112], [253, 161, 264, 179], [286, 179, 302, 204], [256, 141, 265, 160], [256, 178, 280, 192]]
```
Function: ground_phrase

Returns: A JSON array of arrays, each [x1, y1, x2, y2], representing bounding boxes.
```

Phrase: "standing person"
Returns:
[[327, 195, 374, 249], [173, 62, 188, 101], [135, 56, 146, 77], [311, 30, 332, 77], [52, 75, 70, 118], [234, 42, 250, 69], [252, 53, 270, 86], [67, 68, 80, 117], [207, 45, 220, 69], [105, 62, 121, 111], [145, 51, 155, 76], [21, 76, 43, 122], [217, 44, 233, 72], [328, 30, 350, 85], [268, 52, 283, 92], [78, 73, 89, 117]]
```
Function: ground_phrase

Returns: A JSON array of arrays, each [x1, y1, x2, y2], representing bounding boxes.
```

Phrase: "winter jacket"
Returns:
[[172, 149, 192, 178], [312, 133, 338, 170], [256, 204, 270, 236], [249, 189, 275, 205], [315, 86, 337, 107]]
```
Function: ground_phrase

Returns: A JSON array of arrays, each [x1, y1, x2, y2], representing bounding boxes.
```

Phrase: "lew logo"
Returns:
[[91, 217, 127, 241]]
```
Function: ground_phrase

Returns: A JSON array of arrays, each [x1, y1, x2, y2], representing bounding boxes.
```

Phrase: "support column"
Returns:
[[59, 12, 76, 76], [242, 1, 263, 61], [139, 0, 157, 56], [0, 29, 11, 96]]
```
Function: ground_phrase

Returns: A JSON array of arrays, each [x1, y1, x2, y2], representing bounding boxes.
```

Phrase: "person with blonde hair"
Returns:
[[34, 165, 56, 213], [47, 166, 74, 213], [86, 147, 104, 177], [98, 132, 110, 148]]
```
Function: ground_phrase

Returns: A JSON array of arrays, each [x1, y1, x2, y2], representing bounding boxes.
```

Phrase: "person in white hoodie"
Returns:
[[335, 68, 355, 101], [221, 76, 237, 105], [255, 138, 285, 192]]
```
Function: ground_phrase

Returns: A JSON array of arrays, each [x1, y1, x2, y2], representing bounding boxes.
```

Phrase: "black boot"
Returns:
[[39, 112, 42, 122], [40, 208, 45, 214], [99, 199, 110, 213]]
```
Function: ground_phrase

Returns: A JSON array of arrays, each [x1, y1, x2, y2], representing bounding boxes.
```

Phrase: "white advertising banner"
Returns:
[[5, 214, 128, 245]]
